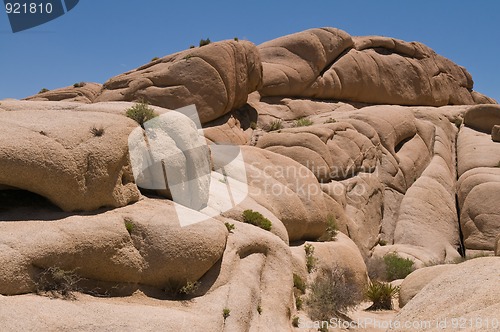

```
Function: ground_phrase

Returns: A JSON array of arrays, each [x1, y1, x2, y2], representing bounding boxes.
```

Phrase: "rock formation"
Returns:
[[2, 27, 499, 331]]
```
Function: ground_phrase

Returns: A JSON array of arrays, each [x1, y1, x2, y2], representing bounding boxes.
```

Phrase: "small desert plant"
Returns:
[[178, 281, 200, 295], [199, 38, 211, 47], [189, 45, 195, 49], [295, 295, 303, 310], [294, 117, 313, 127], [151, 57, 160, 61], [90, 126, 105, 137], [73, 82, 85, 88], [234, 37, 239, 42], [257, 305, 262, 315], [292, 316, 300, 327], [378, 239, 388, 246], [242, 209, 272, 231], [164, 279, 200, 298], [183, 54, 194, 60], [454, 117, 463, 128], [293, 273, 306, 294], [365, 281, 399, 310], [38, 88, 49, 94], [125, 101, 158, 128], [124, 217, 134, 235], [36, 267, 80, 300], [223, 308, 231, 320], [249, 121, 257, 130], [319, 214, 338, 242], [268, 119, 283, 131], [304, 244, 317, 273], [383, 253, 414, 281], [225, 222, 235, 233], [324, 117, 337, 124], [306, 267, 363, 323]]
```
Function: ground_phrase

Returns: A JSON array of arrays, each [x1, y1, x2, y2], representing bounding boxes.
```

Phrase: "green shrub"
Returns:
[[151, 57, 160, 62], [293, 273, 306, 294], [223, 308, 231, 320], [164, 279, 200, 298], [268, 119, 283, 131], [454, 117, 463, 128], [189, 45, 195, 49], [365, 281, 399, 310], [304, 244, 317, 273], [183, 54, 194, 60], [294, 117, 313, 127], [73, 82, 85, 88], [90, 126, 105, 137], [38, 88, 49, 94], [295, 295, 303, 310], [242, 209, 272, 231], [249, 121, 257, 130], [292, 316, 300, 327], [383, 253, 414, 281], [125, 101, 158, 128], [306, 267, 363, 322], [234, 37, 239, 42], [36, 267, 80, 300], [199, 38, 211, 47], [124, 217, 134, 235], [225, 222, 235, 233], [319, 215, 338, 241]]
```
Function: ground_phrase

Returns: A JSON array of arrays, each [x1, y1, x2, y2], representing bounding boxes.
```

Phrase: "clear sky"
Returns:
[[1, 0, 499, 102]]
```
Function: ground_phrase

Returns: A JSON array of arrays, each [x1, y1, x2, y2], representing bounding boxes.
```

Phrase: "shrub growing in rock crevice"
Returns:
[[125, 101, 158, 129], [36, 266, 81, 300]]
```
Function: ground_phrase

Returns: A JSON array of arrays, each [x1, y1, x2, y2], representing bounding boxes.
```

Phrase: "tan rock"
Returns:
[[234, 146, 330, 242], [204, 116, 248, 145], [399, 264, 456, 308], [259, 28, 493, 107], [25, 82, 102, 104], [463, 104, 500, 133], [0, 199, 227, 295], [390, 257, 500, 332], [0, 105, 140, 212], [96, 40, 263, 124], [492, 125, 500, 142]]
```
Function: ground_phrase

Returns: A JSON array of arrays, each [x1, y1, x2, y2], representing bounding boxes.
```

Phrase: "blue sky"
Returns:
[[1, 1, 499, 102]]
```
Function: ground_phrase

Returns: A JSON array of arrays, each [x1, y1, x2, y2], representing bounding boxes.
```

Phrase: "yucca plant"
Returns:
[[365, 281, 399, 310]]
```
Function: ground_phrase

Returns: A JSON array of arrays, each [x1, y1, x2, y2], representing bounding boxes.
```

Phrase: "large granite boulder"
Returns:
[[96, 40, 263, 124], [259, 28, 495, 106], [0, 102, 140, 212]]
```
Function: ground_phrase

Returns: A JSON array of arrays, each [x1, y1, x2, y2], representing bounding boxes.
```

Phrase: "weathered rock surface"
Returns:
[[0, 199, 227, 295], [0, 103, 140, 211], [2, 26, 499, 332], [259, 28, 495, 106], [26, 82, 102, 104], [96, 40, 263, 124], [457, 106, 500, 252], [398, 264, 456, 308], [390, 257, 500, 332]]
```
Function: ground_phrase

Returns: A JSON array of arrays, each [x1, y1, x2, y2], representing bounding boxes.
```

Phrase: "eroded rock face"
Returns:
[[25, 83, 102, 104], [259, 28, 495, 106], [96, 40, 263, 124], [457, 106, 500, 252], [0, 199, 227, 295], [0, 103, 140, 212], [390, 257, 500, 332]]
